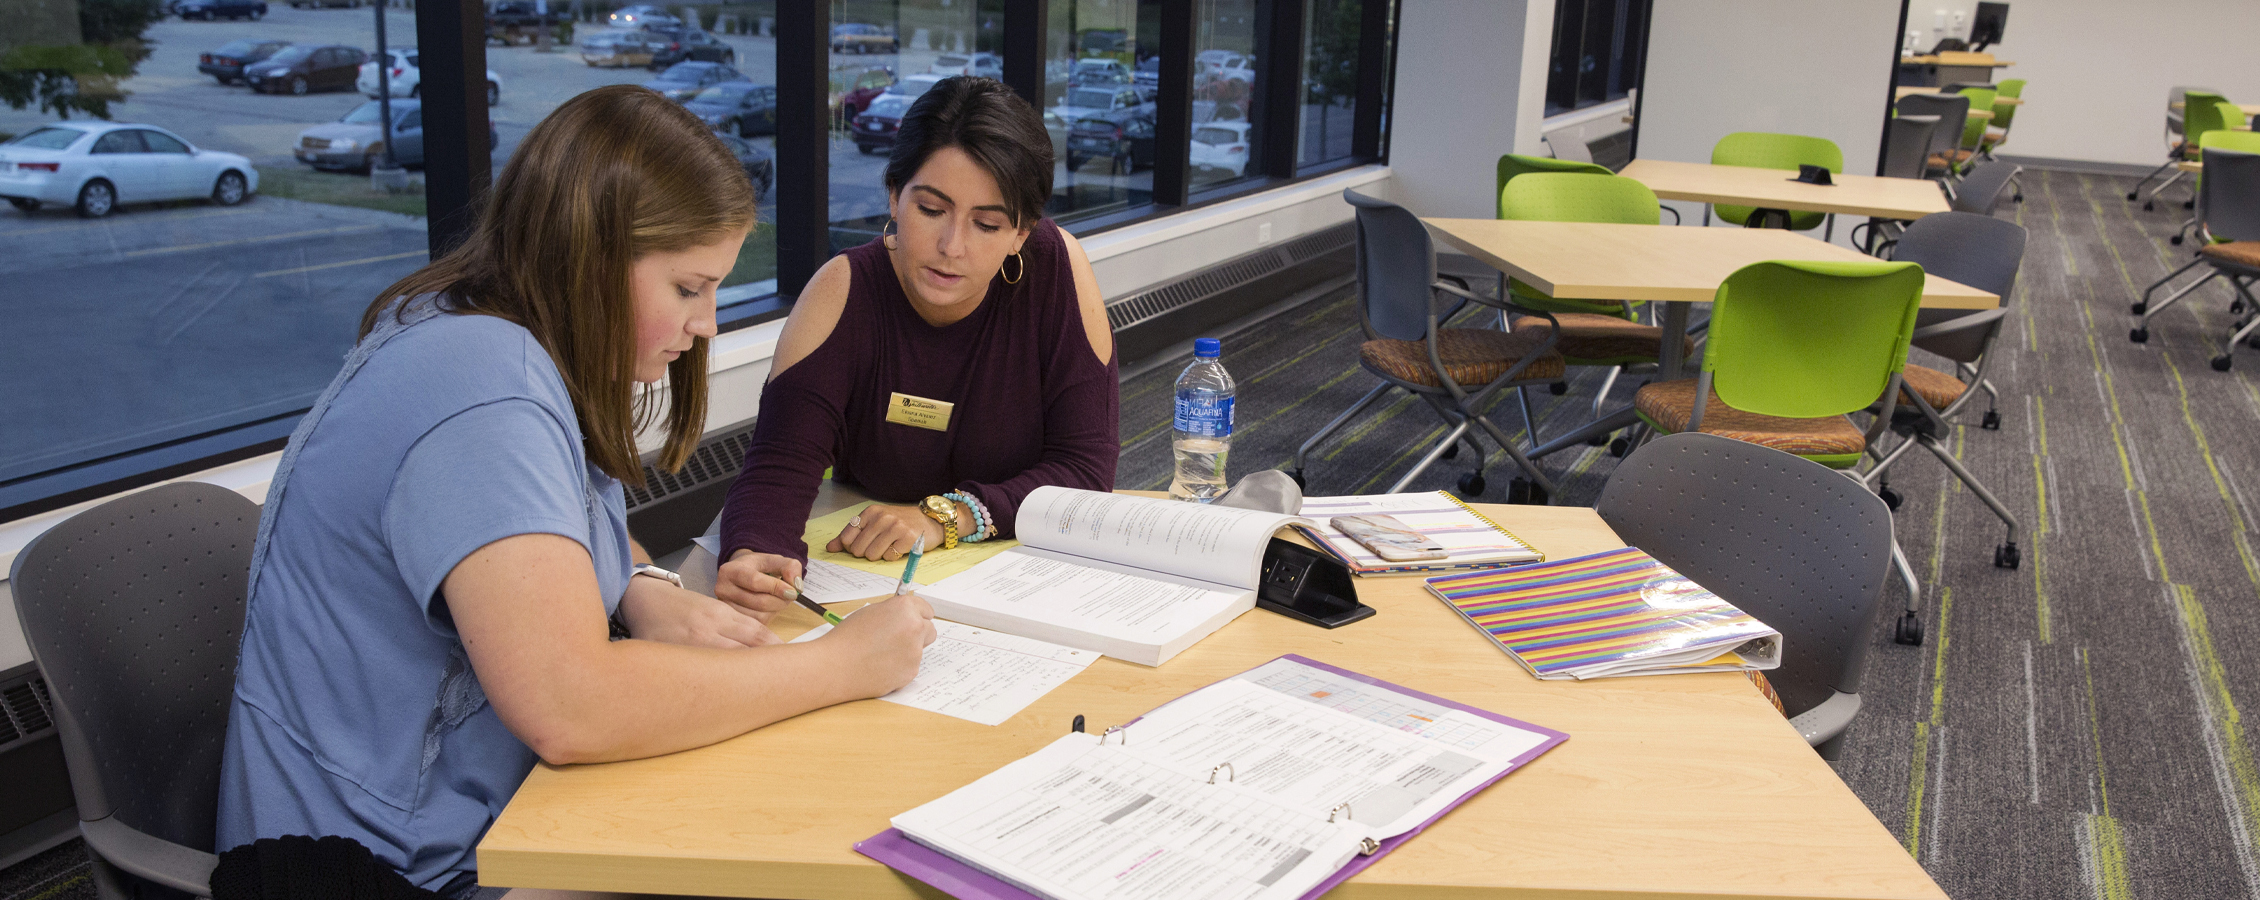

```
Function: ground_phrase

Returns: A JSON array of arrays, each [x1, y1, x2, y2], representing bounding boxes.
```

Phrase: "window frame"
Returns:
[[1, 0, 1400, 523], [1544, 0, 1652, 119]]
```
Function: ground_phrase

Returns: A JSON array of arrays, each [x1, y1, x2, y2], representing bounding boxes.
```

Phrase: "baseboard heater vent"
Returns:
[[626, 419, 759, 512], [0, 670, 53, 752], [1105, 222, 1354, 333]]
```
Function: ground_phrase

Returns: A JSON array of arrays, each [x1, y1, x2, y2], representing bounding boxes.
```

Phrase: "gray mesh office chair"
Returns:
[[1594, 433, 1895, 757], [9, 482, 258, 900], [1864, 212, 2027, 573], [2131, 147, 2260, 370], [2128, 85, 2219, 203], [1291, 189, 1566, 502], [1949, 160, 2020, 215], [1896, 93, 1971, 191]]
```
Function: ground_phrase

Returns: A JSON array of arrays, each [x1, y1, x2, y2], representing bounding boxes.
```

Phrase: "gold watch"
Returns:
[[918, 495, 961, 550]]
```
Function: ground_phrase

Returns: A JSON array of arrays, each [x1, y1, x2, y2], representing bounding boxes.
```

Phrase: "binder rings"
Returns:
[[855, 655, 1568, 900]]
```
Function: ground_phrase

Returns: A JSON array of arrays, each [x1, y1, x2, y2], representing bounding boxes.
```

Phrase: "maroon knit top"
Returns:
[[719, 219, 1120, 562]]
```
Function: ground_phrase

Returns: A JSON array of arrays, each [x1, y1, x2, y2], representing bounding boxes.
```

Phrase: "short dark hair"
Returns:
[[885, 76, 1052, 228]]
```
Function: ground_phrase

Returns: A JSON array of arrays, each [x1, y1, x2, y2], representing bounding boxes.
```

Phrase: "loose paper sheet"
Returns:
[[794, 619, 1097, 726]]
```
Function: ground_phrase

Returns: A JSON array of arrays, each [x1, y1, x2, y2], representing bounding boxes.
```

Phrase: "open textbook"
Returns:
[[918, 487, 1312, 666], [860, 656, 1567, 900]]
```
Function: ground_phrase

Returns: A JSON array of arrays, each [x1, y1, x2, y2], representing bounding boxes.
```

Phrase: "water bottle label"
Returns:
[[1175, 395, 1235, 438]]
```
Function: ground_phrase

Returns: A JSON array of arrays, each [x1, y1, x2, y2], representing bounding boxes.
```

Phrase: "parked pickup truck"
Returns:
[[486, 1, 566, 45]]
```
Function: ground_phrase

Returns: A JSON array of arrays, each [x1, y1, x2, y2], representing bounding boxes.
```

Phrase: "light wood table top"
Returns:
[[1619, 158, 1954, 221], [1424, 218, 1999, 310], [2172, 101, 2260, 116], [2180, 160, 2204, 173], [1894, 85, 2022, 107], [479, 500, 1947, 900], [1901, 53, 2013, 67]]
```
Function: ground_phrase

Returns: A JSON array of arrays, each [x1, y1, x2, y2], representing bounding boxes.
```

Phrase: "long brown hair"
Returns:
[[362, 85, 755, 485]]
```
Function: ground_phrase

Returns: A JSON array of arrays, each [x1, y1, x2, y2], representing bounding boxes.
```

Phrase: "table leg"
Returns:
[[1525, 301, 1694, 461]]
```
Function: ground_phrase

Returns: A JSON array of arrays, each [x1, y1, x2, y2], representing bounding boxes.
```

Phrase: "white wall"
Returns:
[[1383, 0, 1551, 218], [1912, 0, 2260, 166]]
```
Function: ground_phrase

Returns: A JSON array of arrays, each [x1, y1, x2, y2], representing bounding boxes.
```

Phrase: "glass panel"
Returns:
[[545, 0, 776, 296], [1297, 0, 1359, 168], [1610, 0, 1647, 102], [1574, 0, 1617, 108], [1188, 0, 1259, 192], [828, 0, 1003, 252], [1544, 0, 1582, 116], [0, 0, 433, 486], [1038, 0, 1154, 225]]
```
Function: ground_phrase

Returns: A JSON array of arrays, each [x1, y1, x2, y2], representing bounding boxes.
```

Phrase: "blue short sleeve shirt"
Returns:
[[217, 303, 632, 891]]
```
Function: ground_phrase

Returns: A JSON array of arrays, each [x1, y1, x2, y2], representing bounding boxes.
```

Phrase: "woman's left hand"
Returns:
[[827, 504, 945, 561], [617, 576, 782, 648]]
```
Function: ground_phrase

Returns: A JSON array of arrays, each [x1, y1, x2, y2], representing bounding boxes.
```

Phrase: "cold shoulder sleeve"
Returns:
[[718, 317, 862, 563]]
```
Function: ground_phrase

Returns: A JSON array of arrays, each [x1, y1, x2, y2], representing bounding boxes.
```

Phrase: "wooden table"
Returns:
[[1900, 53, 2014, 86], [1619, 158, 1953, 221], [1421, 218, 1997, 458], [1894, 85, 2021, 106], [2172, 100, 2260, 116], [479, 501, 1948, 900]]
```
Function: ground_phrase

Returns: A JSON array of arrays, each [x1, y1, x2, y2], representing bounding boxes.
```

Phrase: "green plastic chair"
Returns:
[[1498, 173, 1685, 421], [1948, 87, 1997, 174], [2141, 91, 2235, 211], [1495, 153, 1611, 218], [1709, 133, 1844, 231], [1631, 260, 1924, 469], [1982, 78, 2023, 147]]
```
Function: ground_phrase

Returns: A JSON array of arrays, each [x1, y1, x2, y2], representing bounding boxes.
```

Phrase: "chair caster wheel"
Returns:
[[1504, 477, 1548, 505], [1982, 410, 2002, 430], [2247, 334, 2260, 350], [1549, 382, 1568, 395], [1879, 487, 1903, 511], [2214, 355, 2234, 372], [1440, 441, 1459, 460], [2186, 199, 2196, 210], [2013, 193, 2024, 202], [2132, 302, 2148, 314], [2130, 327, 2150, 343], [1608, 437, 1630, 457], [1995, 542, 2021, 569], [2144, 201, 2156, 211], [2235, 301, 2248, 315], [2126, 191, 2139, 201], [1287, 468, 1306, 489], [1894, 613, 1925, 646], [1457, 471, 1485, 497], [2171, 234, 2185, 246], [1586, 431, 1611, 446]]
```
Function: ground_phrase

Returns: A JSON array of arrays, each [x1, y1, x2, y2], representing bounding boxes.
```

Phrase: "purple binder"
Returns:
[[855, 654, 1569, 900]]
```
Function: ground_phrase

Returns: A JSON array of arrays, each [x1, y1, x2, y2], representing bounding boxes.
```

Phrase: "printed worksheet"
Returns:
[[794, 619, 1097, 725], [893, 737, 1373, 900]]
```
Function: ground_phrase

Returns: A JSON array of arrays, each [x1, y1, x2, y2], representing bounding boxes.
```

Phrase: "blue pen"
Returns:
[[895, 535, 925, 596]]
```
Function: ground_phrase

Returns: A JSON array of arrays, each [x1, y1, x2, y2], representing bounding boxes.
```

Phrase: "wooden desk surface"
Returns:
[[479, 502, 1947, 900], [1894, 85, 2022, 106], [1424, 218, 1999, 310], [2171, 101, 2260, 115], [1900, 53, 2012, 66], [1619, 158, 1954, 221]]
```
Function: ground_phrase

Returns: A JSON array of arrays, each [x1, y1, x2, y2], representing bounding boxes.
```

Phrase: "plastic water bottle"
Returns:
[[1169, 338, 1236, 503]]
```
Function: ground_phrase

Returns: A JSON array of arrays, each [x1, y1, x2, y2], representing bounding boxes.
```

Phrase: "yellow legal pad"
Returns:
[[798, 502, 1021, 584]]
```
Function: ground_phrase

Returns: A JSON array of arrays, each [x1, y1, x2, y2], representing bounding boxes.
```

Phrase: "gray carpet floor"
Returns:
[[4, 167, 2249, 900]]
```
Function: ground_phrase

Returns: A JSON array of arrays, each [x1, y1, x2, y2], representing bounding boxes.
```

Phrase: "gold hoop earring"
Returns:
[[1002, 251, 1025, 285], [881, 217, 898, 251]]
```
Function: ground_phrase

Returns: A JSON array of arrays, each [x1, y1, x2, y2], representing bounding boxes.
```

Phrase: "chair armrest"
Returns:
[[81, 817, 219, 897], [1910, 306, 2007, 341], [1789, 690, 1863, 747]]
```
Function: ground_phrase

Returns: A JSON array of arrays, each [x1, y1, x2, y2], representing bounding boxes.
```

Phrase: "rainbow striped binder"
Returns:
[[1424, 547, 1782, 680]]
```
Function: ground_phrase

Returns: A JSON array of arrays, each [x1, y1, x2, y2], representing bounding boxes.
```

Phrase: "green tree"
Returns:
[[1304, 0, 1359, 106], [0, 0, 161, 120]]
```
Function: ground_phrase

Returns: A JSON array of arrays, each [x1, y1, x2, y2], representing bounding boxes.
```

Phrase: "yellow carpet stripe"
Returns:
[[2161, 352, 2260, 587], [2079, 644, 2135, 899], [2177, 586, 2260, 872], [2031, 453, 2052, 644], [1904, 586, 1954, 856]]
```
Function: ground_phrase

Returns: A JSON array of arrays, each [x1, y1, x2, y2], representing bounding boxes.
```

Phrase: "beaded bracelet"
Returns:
[[945, 491, 993, 542]]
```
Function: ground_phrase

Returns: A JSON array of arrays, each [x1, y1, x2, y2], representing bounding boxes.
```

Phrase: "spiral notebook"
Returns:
[[1294, 492, 1543, 576], [855, 655, 1567, 900]]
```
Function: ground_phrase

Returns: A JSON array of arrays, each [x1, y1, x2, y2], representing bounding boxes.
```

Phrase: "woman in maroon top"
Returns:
[[715, 76, 1118, 610]]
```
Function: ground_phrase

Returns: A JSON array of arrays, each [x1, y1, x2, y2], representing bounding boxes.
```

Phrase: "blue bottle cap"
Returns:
[[1194, 337, 1221, 358]]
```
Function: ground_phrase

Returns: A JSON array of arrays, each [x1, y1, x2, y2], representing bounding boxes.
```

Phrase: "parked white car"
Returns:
[[1189, 120, 1252, 177], [358, 48, 503, 107], [0, 122, 258, 218], [928, 52, 1001, 80], [606, 3, 678, 29], [1195, 48, 1255, 82]]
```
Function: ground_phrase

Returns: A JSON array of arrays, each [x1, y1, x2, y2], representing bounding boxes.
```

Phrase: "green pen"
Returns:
[[787, 576, 842, 625], [895, 535, 926, 596]]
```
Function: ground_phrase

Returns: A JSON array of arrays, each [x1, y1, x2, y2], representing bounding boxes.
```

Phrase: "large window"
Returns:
[[2, 0, 1396, 521], [1544, 0, 1648, 117]]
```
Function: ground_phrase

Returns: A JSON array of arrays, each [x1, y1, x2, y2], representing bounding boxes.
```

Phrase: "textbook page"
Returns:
[[1013, 486, 1310, 590], [793, 620, 1098, 725], [917, 548, 1250, 666], [893, 734, 1374, 900], [1121, 677, 1546, 837]]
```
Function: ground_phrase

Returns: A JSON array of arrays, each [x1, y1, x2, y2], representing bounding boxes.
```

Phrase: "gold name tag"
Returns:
[[885, 392, 954, 431]]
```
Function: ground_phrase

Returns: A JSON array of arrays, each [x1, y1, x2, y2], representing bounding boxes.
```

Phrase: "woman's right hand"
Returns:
[[717, 549, 803, 623], [824, 593, 937, 696]]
